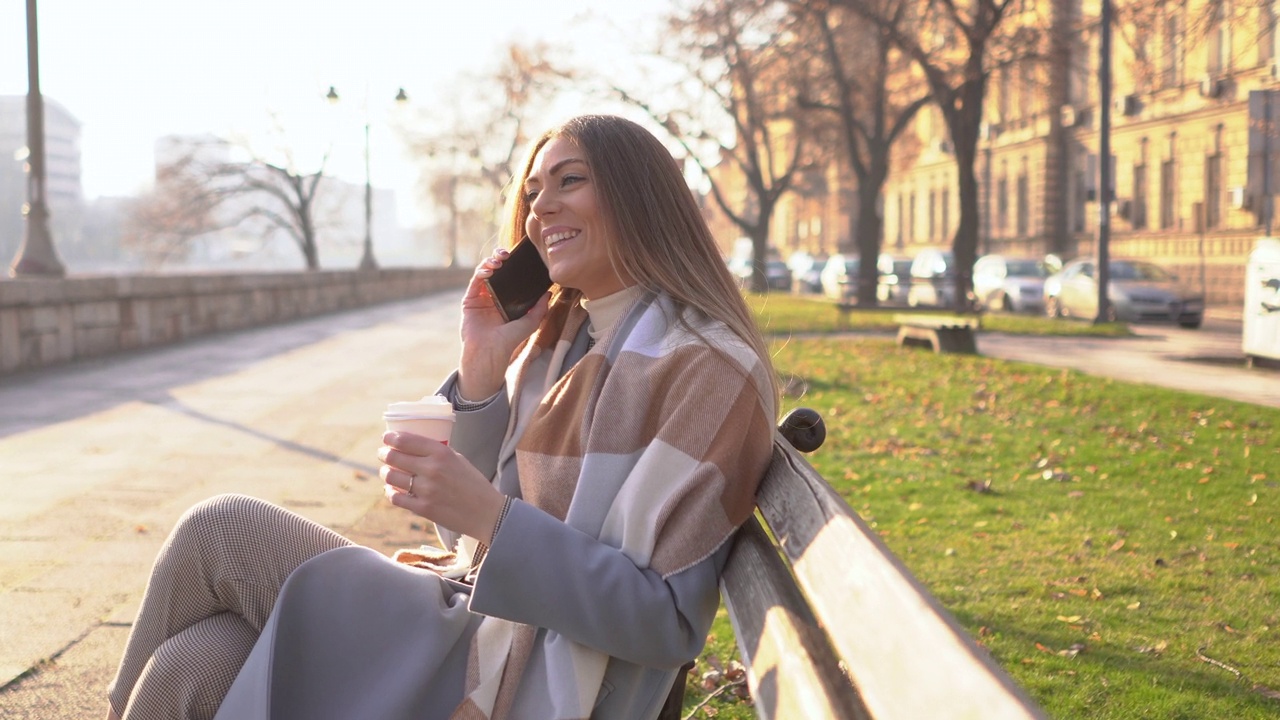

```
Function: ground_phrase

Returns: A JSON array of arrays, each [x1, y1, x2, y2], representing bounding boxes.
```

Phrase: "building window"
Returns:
[[1020, 62, 1038, 117], [941, 187, 951, 241], [997, 177, 1009, 235], [1207, 4, 1231, 75], [1262, 2, 1277, 64], [896, 193, 905, 247], [1016, 172, 1030, 236], [1162, 14, 1181, 88], [998, 69, 1011, 123], [1133, 162, 1148, 229], [1161, 158, 1177, 229], [929, 189, 937, 240], [1205, 153, 1222, 228], [908, 192, 916, 243]]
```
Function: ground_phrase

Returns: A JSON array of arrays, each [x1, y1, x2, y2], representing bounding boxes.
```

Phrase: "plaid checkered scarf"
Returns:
[[450, 290, 776, 719]]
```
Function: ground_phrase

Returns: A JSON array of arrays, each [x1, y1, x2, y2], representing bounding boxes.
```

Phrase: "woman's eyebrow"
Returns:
[[524, 157, 587, 192], [547, 157, 586, 175]]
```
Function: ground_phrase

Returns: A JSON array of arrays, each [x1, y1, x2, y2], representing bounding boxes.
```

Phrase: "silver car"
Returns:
[[1044, 258, 1204, 328], [972, 255, 1049, 313]]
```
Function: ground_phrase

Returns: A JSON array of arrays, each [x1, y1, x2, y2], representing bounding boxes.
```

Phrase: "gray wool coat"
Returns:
[[214, 335, 728, 720]]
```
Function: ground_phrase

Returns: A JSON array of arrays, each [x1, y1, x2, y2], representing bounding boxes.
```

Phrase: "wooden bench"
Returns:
[[660, 408, 1045, 719], [894, 313, 980, 354]]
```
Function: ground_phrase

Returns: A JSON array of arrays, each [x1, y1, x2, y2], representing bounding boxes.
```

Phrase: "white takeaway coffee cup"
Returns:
[[383, 394, 455, 444]]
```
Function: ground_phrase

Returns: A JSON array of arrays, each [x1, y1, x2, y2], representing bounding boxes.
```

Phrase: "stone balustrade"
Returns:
[[0, 267, 471, 376]]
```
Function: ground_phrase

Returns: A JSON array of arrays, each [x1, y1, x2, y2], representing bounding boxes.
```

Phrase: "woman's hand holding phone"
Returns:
[[457, 245, 551, 400]]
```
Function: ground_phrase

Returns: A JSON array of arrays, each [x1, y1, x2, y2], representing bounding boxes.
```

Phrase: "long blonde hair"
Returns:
[[499, 115, 778, 406]]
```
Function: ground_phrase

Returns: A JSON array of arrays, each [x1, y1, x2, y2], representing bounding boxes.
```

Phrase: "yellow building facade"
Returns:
[[882, 0, 1279, 305]]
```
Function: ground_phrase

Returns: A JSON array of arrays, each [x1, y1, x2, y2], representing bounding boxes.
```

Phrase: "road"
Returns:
[[0, 296, 1276, 718]]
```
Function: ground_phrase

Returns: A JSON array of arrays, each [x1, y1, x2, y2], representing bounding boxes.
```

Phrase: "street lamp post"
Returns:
[[326, 86, 407, 271], [1095, 0, 1113, 324], [9, 0, 65, 278]]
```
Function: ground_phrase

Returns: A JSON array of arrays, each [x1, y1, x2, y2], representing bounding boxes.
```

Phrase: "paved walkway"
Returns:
[[0, 294, 1276, 718], [0, 292, 463, 719], [976, 309, 1280, 408]]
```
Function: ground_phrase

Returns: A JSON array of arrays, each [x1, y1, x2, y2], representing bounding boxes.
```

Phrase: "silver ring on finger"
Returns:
[[408, 474, 417, 496]]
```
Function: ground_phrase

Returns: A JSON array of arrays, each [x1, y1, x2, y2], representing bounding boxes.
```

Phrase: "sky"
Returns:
[[0, 0, 668, 220]]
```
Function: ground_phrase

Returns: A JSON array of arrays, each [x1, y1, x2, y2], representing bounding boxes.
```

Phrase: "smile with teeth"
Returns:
[[545, 230, 580, 248]]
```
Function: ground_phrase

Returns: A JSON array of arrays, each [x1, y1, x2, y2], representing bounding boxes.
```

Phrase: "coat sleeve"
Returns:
[[467, 498, 731, 669], [434, 371, 511, 550]]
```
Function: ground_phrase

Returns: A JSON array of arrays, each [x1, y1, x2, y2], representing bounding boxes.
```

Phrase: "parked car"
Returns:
[[787, 252, 828, 294], [729, 254, 792, 291], [820, 254, 861, 300], [876, 254, 914, 305], [1043, 257, 1204, 328], [972, 255, 1050, 313], [906, 248, 959, 307]]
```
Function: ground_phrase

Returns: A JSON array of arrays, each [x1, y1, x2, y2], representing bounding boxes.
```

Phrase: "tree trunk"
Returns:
[[299, 204, 319, 270], [855, 159, 887, 306], [749, 219, 771, 294], [949, 76, 986, 310], [953, 141, 980, 310], [1045, 0, 1074, 256]]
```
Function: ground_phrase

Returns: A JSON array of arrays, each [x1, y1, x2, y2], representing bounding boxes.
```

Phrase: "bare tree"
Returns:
[[792, 0, 931, 305], [122, 135, 334, 270], [215, 159, 328, 270], [838, 0, 1019, 308], [405, 42, 568, 266], [610, 0, 816, 293], [122, 150, 225, 267]]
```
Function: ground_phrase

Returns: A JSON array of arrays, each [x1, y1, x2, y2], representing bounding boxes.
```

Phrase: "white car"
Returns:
[[972, 255, 1049, 313], [819, 254, 861, 300], [906, 248, 958, 307]]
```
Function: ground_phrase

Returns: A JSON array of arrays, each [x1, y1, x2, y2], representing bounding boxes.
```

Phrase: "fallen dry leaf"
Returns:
[[1059, 643, 1086, 658]]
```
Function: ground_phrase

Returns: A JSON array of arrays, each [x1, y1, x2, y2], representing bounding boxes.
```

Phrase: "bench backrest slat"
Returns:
[[731, 440, 1047, 720], [720, 516, 872, 720]]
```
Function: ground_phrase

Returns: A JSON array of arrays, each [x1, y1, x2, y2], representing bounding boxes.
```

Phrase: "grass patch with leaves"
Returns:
[[742, 292, 1133, 337], [686, 334, 1279, 719]]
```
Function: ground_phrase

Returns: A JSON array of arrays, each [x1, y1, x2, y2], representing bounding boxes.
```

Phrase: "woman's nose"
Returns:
[[529, 188, 556, 217]]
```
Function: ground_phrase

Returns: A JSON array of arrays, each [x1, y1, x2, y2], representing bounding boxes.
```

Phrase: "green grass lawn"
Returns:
[[682, 294, 1280, 719]]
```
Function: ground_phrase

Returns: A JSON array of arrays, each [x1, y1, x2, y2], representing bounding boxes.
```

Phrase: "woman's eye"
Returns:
[[561, 174, 585, 188], [523, 188, 539, 202]]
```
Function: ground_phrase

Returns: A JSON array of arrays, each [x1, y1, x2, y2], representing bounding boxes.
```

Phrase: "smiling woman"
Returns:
[[104, 115, 780, 720]]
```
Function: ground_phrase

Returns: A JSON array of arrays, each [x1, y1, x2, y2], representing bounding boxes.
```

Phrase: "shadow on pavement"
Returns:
[[148, 392, 382, 477]]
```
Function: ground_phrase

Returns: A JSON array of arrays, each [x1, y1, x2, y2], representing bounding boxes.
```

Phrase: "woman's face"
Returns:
[[523, 136, 629, 300]]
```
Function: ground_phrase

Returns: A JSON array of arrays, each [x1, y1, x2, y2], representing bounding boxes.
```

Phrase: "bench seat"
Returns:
[[893, 313, 980, 354]]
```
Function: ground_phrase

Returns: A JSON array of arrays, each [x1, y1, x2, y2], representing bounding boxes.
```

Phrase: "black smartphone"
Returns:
[[483, 237, 553, 322]]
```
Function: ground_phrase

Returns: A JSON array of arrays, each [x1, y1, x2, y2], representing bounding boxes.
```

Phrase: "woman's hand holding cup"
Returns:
[[377, 427, 505, 545]]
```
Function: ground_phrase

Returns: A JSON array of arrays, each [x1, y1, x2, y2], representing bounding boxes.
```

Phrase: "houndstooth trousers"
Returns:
[[107, 494, 353, 720]]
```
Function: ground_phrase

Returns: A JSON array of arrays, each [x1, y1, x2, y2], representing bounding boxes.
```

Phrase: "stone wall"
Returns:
[[0, 267, 471, 375]]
